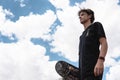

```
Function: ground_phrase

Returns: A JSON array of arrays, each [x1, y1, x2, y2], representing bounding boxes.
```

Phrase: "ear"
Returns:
[[88, 14, 92, 19]]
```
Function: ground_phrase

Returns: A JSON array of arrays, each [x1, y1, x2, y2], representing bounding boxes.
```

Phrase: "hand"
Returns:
[[94, 59, 104, 76]]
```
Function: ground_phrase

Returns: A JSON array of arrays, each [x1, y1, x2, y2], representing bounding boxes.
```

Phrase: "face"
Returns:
[[79, 12, 91, 24]]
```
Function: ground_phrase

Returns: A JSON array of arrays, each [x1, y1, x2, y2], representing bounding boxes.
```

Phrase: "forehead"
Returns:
[[79, 12, 88, 15]]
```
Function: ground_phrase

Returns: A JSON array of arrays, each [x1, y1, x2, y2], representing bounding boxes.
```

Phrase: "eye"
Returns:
[[80, 13, 85, 16]]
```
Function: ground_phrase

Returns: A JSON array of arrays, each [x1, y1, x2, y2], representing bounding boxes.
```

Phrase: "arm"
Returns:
[[99, 37, 108, 59], [94, 37, 108, 76]]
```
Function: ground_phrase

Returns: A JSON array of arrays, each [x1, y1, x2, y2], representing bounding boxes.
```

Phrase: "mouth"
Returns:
[[80, 19, 83, 22]]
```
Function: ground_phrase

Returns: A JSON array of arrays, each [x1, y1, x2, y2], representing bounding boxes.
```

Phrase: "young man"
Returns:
[[78, 9, 108, 80]]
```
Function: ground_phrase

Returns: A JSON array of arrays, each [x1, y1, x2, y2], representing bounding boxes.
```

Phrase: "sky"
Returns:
[[0, 0, 120, 80]]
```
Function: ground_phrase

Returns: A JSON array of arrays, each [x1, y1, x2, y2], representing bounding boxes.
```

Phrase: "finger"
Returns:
[[97, 68, 103, 76], [95, 68, 100, 76], [99, 68, 103, 75], [97, 68, 102, 76], [96, 68, 99, 76]]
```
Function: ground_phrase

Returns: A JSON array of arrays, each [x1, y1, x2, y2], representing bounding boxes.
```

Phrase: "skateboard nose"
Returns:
[[56, 62, 62, 70]]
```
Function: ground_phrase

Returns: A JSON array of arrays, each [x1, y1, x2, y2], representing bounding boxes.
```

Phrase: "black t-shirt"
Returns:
[[79, 22, 106, 79]]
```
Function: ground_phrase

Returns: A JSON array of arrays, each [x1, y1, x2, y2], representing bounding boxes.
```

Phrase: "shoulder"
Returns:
[[93, 22, 103, 29], [93, 22, 102, 26]]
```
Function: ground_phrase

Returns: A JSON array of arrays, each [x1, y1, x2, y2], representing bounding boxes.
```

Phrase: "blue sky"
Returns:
[[0, 0, 120, 80]]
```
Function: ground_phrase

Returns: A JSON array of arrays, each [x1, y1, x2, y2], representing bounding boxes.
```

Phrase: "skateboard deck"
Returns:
[[55, 61, 79, 80]]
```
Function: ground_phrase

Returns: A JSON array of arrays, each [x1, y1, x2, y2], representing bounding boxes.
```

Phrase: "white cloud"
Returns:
[[0, 9, 56, 41], [49, 0, 83, 62], [0, 41, 60, 80], [50, 6, 82, 61], [0, 6, 60, 80], [14, 0, 26, 7], [106, 65, 120, 80], [3, 9, 14, 18], [0, 7, 7, 25], [49, 0, 70, 9]]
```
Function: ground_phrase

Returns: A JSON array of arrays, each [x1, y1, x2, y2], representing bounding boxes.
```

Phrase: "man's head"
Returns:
[[78, 9, 95, 24]]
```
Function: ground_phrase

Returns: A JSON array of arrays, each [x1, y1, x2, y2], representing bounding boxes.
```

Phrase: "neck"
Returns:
[[83, 21, 92, 30]]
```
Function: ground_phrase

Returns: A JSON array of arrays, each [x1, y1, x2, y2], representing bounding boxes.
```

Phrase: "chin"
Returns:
[[80, 21, 84, 24]]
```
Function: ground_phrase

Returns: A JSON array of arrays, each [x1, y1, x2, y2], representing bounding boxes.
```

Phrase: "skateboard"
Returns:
[[55, 61, 79, 80]]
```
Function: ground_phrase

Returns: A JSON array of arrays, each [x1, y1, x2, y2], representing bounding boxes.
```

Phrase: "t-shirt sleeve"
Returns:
[[94, 22, 106, 39]]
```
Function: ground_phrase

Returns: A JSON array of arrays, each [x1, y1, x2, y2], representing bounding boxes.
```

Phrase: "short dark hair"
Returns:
[[78, 9, 95, 23]]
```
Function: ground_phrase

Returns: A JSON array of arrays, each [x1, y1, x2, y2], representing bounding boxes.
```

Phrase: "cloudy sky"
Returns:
[[0, 0, 120, 80]]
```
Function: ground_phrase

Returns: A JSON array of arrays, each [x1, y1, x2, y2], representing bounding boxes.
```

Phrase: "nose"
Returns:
[[79, 16, 81, 19], [79, 15, 82, 18]]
